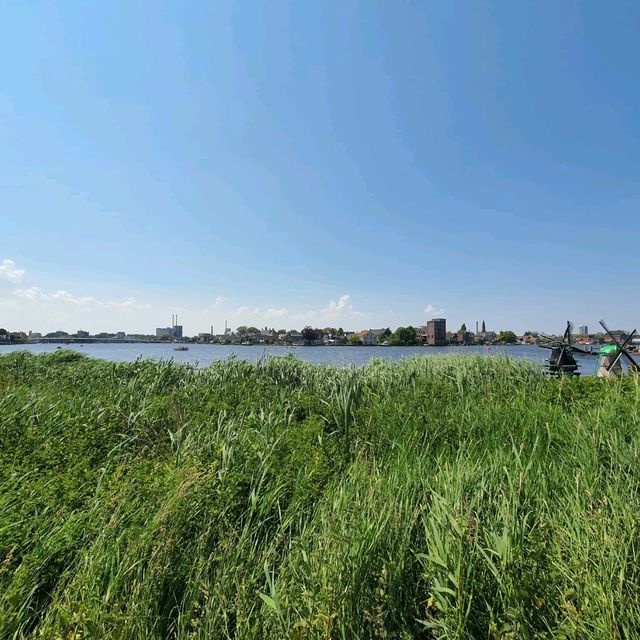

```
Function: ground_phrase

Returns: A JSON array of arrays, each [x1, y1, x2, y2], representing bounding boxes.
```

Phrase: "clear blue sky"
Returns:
[[1, 1, 639, 334]]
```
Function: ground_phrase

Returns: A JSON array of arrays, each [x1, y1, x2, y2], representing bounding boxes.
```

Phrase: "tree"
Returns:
[[301, 326, 319, 345], [376, 328, 392, 344], [389, 326, 417, 346], [236, 326, 248, 337], [497, 331, 517, 344], [247, 327, 259, 335], [348, 334, 362, 345], [459, 323, 467, 332]]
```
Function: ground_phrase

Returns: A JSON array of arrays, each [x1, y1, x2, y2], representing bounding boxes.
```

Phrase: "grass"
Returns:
[[0, 349, 639, 639]]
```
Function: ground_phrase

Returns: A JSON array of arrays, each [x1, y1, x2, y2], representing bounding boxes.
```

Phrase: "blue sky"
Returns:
[[1, 1, 639, 334]]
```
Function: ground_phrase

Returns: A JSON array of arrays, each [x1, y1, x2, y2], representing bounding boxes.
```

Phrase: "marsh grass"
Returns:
[[1, 350, 639, 638]]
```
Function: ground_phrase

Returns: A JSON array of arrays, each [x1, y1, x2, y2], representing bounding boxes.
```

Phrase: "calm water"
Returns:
[[0, 342, 601, 374]]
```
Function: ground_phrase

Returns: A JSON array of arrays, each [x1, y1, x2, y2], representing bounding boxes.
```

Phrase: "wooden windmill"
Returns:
[[597, 320, 639, 377]]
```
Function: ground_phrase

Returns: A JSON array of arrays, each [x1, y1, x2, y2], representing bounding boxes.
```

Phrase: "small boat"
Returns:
[[174, 345, 189, 351]]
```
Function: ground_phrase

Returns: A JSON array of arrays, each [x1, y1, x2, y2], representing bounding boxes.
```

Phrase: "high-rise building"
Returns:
[[426, 318, 446, 346], [578, 325, 589, 336]]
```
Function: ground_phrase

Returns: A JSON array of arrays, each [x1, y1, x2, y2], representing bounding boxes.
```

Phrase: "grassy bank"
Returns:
[[1, 350, 639, 639]]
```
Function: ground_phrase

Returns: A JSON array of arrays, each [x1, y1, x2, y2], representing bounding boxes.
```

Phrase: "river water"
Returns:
[[0, 342, 602, 375]]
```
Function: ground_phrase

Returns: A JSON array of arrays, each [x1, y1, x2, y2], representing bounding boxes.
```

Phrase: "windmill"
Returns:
[[596, 320, 639, 377], [538, 321, 592, 375]]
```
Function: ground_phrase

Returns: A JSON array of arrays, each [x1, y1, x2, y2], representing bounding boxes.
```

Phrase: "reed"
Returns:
[[1, 350, 639, 638]]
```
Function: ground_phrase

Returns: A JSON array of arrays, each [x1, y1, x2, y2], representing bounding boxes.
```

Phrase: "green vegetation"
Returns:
[[301, 326, 321, 345], [1, 350, 640, 639], [388, 325, 418, 346], [497, 330, 518, 344]]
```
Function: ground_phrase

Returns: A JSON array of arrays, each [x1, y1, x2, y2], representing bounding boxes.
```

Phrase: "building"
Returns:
[[451, 330, 475, 345], [426, 318, 446, 346], [604, 330, 628, 344], [578, 325, 589, 336], [156, 314, 183, 339], [156, 325, 183, 339], [359, 329, 387, 346]]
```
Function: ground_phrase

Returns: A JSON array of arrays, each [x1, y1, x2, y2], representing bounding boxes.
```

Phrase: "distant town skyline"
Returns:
[[2, 3, 639, 335], [0, 256, 622, 337]]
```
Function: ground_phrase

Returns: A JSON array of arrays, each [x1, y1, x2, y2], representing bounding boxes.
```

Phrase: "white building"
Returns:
[[360, 329, 386, 346]]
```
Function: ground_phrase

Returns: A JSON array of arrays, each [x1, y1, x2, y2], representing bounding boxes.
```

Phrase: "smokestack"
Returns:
[[476, 321, 478, 334], [211, 325, 213, 336]]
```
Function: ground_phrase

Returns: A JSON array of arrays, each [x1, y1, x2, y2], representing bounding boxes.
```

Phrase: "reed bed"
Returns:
[[1, 349, 639, 639]]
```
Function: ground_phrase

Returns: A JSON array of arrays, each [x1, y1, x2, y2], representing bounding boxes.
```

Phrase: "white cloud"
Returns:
[[292, 310, 315, 321], [0, 259, 25, 283], [424, 304, 445, 317], [215, 296, 225, 306], [235, 305, 262, 316], [322, 294, 366, 319], [111, 297, 151, 311], [12, 286, 150, 311], [265, 307, 287, 319]]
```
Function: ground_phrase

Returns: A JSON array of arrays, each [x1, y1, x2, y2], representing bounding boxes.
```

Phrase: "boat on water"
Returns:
[[174, 345, 189, 351]]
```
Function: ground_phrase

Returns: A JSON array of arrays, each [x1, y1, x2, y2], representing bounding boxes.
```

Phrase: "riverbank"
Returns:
[[0, 341, 601, 373], [1, 350, 639, 638]]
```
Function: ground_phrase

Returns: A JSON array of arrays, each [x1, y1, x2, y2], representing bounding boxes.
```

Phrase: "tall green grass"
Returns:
[[1, 350, 639, 638]]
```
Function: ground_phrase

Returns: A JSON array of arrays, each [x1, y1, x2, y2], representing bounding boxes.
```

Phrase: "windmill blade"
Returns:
[[599, 319, 612, 335], [617, 331, 639, 370], [563, 321, 572, 344], [572, 345, 592, 355], [605, 329, 637, 372]]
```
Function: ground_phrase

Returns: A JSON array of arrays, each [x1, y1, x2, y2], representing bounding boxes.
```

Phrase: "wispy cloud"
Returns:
[[215, 296, 225, 306], [13, 287, 150, 310], [0, 259, 25, 284], [321, 294, 366, 319], [424, 304, 445, 317], [265, 307, 287, 319], [292, 310, 315, 322]]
